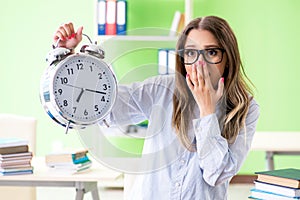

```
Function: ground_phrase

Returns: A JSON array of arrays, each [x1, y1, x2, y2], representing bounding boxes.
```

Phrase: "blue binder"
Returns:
[[97, 0, 106, 35], [116, 0, 127, 35]]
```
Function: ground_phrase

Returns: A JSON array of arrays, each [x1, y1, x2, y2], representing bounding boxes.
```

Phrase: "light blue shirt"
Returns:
[[106, 75, 260, 200]]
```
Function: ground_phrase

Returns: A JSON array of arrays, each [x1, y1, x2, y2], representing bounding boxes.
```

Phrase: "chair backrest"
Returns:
[[0, 113, 37, 200], [0, 113, 37, 153]]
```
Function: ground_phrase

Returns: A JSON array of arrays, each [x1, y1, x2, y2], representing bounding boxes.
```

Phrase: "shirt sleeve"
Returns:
[[103, 75, 173, 127], [193, 99, 260, 186]]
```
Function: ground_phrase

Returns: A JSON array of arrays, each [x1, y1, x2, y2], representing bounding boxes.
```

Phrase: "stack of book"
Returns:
[[97, 0, 127, 35], [0, 138, 33, 176], [249, 168, 300, 199], [45, 149, 92, 174], [158, 48, 176, 75]]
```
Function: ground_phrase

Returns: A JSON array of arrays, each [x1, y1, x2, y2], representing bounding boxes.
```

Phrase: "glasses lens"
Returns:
[[181, 49, 198, 64], [204, 49, 223, 64]]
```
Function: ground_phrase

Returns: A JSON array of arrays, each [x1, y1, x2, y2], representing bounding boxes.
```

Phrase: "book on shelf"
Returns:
[[97, 0, 127, 35], [249, 188, 300, 200], [158, 48, 176, 75], [105, 0, 117, 35], [255, 168, 300, 188], [97, 0, 106, 35], [169, 11, 185, 36], [116, 0, 127, 35]]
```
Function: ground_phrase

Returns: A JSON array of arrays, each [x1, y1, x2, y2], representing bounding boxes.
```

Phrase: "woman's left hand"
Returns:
[[186, 62, 224, 118]]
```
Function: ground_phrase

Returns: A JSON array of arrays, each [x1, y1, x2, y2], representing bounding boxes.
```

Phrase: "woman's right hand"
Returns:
[[53, 22, 83, 50]]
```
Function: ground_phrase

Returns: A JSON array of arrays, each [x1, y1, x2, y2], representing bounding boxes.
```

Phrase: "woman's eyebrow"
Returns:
[[184, 44, 197, 48], [184, 44, 220, 49], [203, 44, 220, 48]]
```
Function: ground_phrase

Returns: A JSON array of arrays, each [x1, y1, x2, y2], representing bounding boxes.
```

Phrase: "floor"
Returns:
[[36, 184, 254, 200]]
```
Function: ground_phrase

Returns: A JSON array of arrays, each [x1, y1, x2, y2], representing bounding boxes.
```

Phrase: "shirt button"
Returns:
[[175, 182, 181, 188], [180, 159, 185, 164], [197, 127, 202, 132]]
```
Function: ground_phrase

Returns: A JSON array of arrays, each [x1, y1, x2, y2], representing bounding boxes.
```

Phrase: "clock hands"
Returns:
[[64, 83, 107, 97], [76, 88, 85, 103], [85, 88, 106, 94]]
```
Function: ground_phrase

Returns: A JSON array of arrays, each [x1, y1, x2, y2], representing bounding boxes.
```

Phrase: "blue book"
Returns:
[[250, 188, 300, 200], [116, 0, 127, 35], [0, 169, 33, 176], [72, 155, 90, 164], [97, 0, 106, 35], [0, 138, 28, 148]]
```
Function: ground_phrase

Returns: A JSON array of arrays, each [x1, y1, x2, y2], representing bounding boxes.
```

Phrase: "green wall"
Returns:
[[1, 0, 300, 174]]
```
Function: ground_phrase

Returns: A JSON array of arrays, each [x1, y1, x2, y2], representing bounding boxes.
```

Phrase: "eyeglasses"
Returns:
[[177, 48, 225, 65]]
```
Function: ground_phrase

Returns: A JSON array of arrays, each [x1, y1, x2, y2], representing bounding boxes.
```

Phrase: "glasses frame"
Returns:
[[177, 48, 226, 65]]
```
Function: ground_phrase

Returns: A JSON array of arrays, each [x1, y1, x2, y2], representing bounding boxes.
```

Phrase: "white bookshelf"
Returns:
[[95, 35, 178, 44], [94, 0, 193, 41]]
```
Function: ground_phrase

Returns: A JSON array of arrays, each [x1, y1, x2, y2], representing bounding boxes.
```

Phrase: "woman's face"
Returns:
[[184, 29, 227, 88]]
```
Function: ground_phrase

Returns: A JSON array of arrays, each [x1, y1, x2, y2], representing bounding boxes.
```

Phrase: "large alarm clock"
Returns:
[[40, 39, 117, 134]]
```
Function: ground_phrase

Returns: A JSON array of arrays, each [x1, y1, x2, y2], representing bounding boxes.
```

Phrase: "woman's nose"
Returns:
[[197, 54, 206, 64]]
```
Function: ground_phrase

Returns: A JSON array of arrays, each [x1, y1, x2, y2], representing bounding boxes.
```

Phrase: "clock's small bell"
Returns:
[[80, 44, 105, 59], [46, 47, 71, 65]]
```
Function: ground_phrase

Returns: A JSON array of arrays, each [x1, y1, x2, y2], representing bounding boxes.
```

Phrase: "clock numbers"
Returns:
[[63, 100, 68, 106], [57, 89, 63, 95], [51, 54, 116, 124], [98, 73, 102, 79], [67, 68, 74, 75], [103, 84, 107, 90], [77, 63, 84, 70], [60, 77, 68, 84]]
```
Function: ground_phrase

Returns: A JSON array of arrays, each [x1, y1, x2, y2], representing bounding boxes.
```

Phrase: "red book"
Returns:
[[105, 0, 117, 35]]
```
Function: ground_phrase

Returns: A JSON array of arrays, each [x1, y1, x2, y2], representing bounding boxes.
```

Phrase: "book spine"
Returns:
[[169, 11, 181, 36], [97, 0, 106, 35], [158, 49, 168, 75], [116, 0, 127, 35], [105, 0, 117, 35], [0, 145, 29, 155], [73, 155, 90, 164], [167, 49, 176, 74]]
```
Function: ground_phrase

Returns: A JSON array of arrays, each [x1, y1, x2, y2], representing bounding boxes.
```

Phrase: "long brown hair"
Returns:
[[172, 16, 253, 150]]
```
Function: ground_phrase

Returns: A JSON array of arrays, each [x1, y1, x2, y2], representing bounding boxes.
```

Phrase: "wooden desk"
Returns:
[[251, 131, 300, 170], [0, 157, 123, 200]]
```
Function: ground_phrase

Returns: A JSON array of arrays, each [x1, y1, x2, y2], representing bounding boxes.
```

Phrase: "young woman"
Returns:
[[53, 16, 259, 199]]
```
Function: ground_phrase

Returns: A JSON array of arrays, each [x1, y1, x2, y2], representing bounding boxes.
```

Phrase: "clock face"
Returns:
[[52, 54, 117, 125]]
